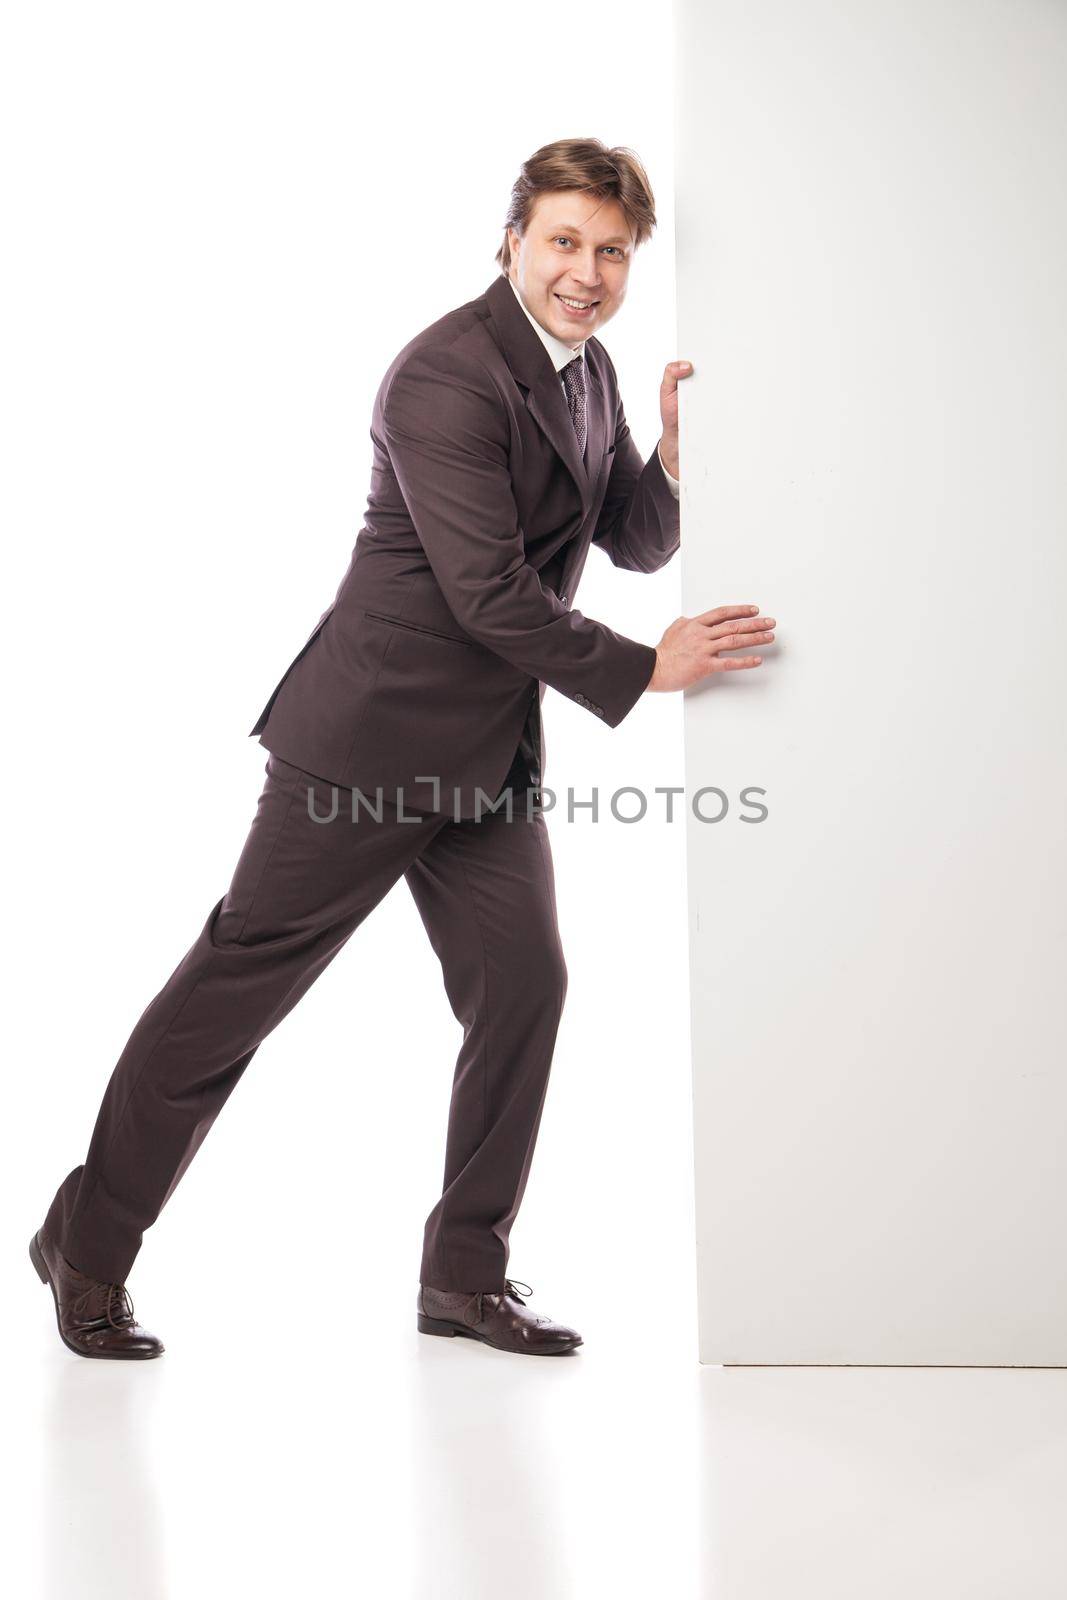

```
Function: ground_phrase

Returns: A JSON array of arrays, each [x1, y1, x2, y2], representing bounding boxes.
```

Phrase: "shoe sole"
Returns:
[[29, 1231, 164, 1361], [417, 1311, 582, 1354]]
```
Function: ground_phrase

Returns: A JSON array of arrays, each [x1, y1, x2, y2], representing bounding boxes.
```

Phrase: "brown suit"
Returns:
[[249, 271, 678, 815], [42, 273, 680, 1294]]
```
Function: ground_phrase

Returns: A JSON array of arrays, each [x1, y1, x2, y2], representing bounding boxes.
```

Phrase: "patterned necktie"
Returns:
[[560, 355, 587, 460]]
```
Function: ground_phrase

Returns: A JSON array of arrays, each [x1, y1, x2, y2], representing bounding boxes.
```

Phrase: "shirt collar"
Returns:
[[508, 275, 585, 374]]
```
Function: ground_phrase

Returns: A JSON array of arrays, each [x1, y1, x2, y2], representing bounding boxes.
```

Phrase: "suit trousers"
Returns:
[[43, 751, 568, 1291]]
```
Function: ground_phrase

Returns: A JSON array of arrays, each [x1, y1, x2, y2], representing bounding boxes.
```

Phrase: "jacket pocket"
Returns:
[[361, 609, 475, 647]]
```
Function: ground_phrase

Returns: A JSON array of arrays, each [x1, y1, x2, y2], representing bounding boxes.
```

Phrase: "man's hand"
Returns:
[[647, 605, 776, 692], [658, 359, 693, 478]]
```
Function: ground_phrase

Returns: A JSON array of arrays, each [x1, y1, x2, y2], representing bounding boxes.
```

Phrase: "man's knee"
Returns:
[[524, 941, 568, 1014]]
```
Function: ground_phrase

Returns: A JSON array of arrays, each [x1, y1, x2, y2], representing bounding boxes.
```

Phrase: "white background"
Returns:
[[1, 5, 710, 1596], [6, 5, 1067, 1596], [679, 0, 1067, 1365]]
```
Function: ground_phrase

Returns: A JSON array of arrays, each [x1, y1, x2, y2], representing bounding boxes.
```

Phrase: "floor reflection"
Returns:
[[42, 1360, 167, 1600], [410, 1334, 582, 1598]]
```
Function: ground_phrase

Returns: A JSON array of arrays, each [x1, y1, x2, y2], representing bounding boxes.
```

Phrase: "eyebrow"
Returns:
[[547, 223, 632, 247]]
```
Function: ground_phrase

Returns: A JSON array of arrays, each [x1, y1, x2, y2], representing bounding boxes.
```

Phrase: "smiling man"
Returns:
[[33, 138, 774, 1360], [505, 177, 682, 484]]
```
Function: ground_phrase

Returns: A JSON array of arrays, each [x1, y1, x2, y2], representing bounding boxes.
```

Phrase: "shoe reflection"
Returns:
[[43, 1360, 167, 1600], [411, 1332, 582, 1596]]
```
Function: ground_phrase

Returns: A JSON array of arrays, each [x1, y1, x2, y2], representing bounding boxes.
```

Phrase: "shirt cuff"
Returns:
[[657, 443, 680, 498]]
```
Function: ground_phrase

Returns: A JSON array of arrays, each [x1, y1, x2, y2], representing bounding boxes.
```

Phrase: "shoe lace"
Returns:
[[476, 1278, 533, 1320], [71, 1279, 136, 1329]]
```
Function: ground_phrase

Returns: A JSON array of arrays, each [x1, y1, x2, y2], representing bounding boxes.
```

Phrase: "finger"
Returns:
[[705, 615, 775, 636], [707, 624, 775, 647], [709, 655, 764, 671], [694, 604, 760, 625], [661, 360, 694, 389]]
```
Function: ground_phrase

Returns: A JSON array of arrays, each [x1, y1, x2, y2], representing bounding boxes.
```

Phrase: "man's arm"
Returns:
[[657, 444, 681, 497], [592, 383, 682, 573], [381, 345, 657, 725]]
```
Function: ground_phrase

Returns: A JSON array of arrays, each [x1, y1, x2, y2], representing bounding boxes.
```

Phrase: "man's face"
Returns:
[[507, 189, 633, 348]]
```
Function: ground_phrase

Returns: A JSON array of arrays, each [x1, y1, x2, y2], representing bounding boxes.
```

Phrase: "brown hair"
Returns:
[[495, 138, 657, 275]]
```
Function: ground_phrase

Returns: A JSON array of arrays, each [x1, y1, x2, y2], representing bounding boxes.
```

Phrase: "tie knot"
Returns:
[[561, 355, 585, 392]]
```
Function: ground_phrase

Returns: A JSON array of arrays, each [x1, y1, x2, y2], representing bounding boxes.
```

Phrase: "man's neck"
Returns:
[[508, 275, 585, 370]]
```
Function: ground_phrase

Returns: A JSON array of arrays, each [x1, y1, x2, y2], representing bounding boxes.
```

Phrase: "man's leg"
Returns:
[[404, 796, 568, 1294], [43, 753, 450, 1285]]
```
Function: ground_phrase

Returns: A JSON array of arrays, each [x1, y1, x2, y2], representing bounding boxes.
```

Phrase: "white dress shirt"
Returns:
[[507, 276, 681, 498]]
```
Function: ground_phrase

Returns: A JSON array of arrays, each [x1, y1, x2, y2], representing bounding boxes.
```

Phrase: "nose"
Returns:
[[570, 250, 603, 289]]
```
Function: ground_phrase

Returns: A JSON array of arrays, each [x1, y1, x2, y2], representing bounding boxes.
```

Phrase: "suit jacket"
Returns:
[[249, 271, 681, 817]]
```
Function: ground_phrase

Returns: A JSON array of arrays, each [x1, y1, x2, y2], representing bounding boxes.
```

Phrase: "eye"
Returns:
[[552, 235, 574, 247]]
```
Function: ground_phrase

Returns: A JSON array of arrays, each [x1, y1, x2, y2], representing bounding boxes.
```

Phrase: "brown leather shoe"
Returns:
[[418, 1278, 583, 1355], [30, 1225, 165, 1360]]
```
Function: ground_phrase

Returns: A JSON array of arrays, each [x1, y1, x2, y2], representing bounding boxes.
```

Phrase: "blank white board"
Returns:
[[678, 0, 1067, 1364]]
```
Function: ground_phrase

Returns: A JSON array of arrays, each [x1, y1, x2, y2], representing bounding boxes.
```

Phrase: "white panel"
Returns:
[[678, 0, 1067, 1363]]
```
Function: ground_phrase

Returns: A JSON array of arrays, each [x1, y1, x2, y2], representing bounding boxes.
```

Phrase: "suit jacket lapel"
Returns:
[[485, 274, 608, 518]]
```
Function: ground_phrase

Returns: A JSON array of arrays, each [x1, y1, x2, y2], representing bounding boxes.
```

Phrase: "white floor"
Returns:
[[10, 1261, 1067, 1599], [9, 720, 1067, 1597]]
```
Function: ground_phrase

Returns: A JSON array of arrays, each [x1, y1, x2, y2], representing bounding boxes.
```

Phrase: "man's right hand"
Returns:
[[647, 605, 776, 692]]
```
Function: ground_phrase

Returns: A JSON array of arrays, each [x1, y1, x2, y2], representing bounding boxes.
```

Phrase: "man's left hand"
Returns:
[[658, 359, 693, 478]]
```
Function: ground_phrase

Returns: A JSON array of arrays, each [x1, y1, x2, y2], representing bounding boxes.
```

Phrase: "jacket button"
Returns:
[[560, 593, 568, 605]]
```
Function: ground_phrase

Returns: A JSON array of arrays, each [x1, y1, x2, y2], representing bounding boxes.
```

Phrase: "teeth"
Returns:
[[558, 295, 593, 309]]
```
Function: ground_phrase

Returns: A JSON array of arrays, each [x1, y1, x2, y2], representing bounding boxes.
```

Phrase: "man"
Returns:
[[31, 138, 775, 1359]]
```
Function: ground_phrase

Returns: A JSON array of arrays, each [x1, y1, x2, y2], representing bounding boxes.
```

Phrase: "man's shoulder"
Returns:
[[378, 284, 503, 399]]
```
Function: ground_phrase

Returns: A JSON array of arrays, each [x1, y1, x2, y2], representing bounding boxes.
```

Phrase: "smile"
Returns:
[[555, 294, 599, 317]]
